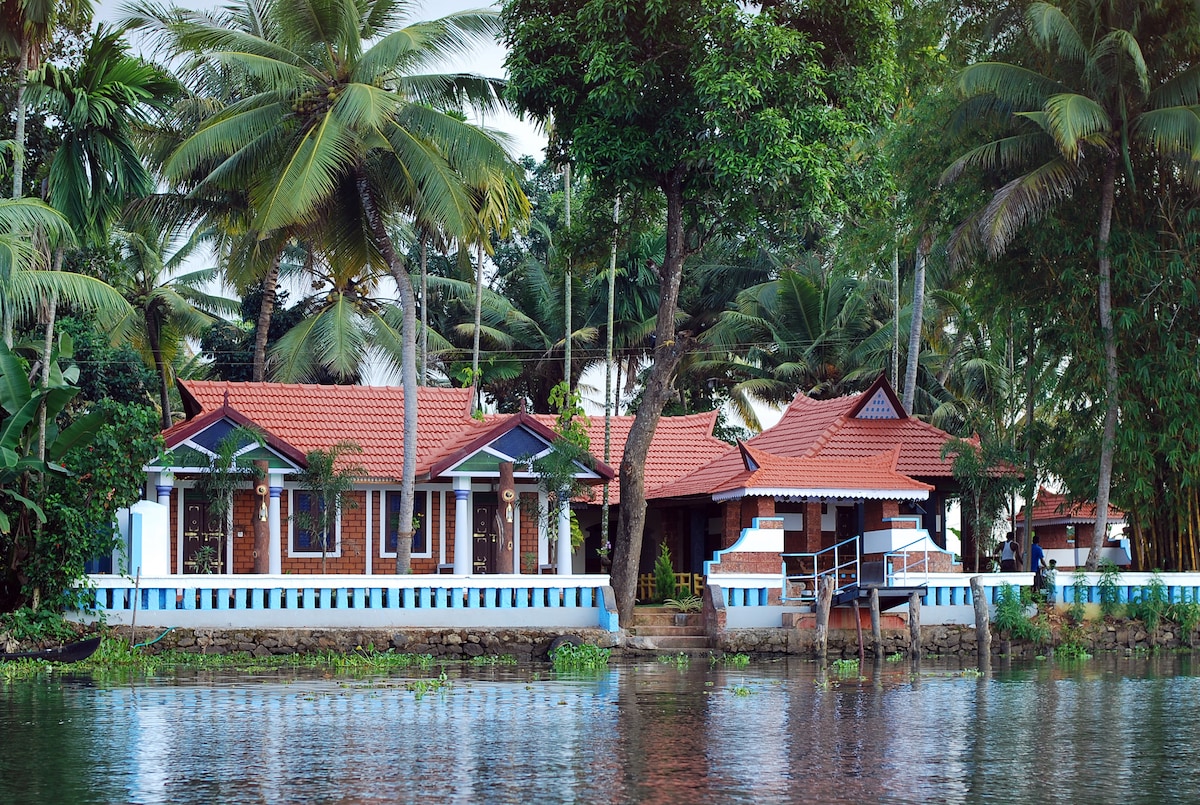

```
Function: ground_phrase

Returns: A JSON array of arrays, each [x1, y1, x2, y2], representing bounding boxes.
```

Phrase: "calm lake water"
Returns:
[[3, 653, 1200, 804]]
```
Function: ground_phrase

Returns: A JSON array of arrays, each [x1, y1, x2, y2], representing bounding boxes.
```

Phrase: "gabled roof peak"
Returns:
[[847, 375, 908, 420]]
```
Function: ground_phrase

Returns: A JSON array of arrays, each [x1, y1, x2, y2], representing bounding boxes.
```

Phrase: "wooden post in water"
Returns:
[[815, 575, 835, 661], [971, 575, 991, 657], [853, 599, 865, 664], [908, 590, 922, 657], [869, 587, 882, 657]]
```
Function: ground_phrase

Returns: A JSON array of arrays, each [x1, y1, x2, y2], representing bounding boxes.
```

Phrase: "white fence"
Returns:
[[78, 574, 620, 632]]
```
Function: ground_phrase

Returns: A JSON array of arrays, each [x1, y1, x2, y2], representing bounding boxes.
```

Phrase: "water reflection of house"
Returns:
[[144, 375, 969, 583], [1014, 487, 1130, 569]]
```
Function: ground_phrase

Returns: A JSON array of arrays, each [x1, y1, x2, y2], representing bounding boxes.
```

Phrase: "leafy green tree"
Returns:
[[155, 0, 523, 574], [0, 0, 93, 200], [0, 336, 156, 613], [295, 442, 364, 573], [943, 0, 1200, 568], [504, 0, 896, 619]]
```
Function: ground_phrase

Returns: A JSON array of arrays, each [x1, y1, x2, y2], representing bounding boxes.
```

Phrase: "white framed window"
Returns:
[[288, 489, 342, 558], [380, 489, 432, 559]]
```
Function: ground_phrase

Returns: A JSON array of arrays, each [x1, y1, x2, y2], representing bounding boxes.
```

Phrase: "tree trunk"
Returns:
[[1022, 320, 1035, 565], [357, 174, 416, 574], [419, 236, 428, 386], [611, 171, 688, 626], [12, 47, 28, 201], [252, 252, 282, 382], [563, 161, 572, 391], [1087, 155, 1120, 570], [891, 240, 900, 390], [902, 236, 929, 412], [36, 247, 63, 464], [472, 239, 483, 411], [602, 196, 619, 551]]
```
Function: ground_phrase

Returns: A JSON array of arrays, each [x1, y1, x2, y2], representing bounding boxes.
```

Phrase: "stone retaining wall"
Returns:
[[134, 627, 620, 659], [716, 620, 1200, 658]]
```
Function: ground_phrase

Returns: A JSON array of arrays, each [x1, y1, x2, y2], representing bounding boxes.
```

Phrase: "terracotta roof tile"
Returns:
[[711, 444, 933, 499], [533, 410, 728, 505], [179, 381, 475, 480], [803, 416, 960, 478], [660, 377, 965, 499], [1016, 487, 1125, 525]]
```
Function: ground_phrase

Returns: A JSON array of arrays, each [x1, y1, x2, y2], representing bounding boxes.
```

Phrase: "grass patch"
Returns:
[[710, 652, 749, 668], [831, 658, 860, 675], [550, 642, 610, 672]]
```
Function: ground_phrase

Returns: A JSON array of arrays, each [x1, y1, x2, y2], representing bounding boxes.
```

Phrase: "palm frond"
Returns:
[[1133, 107, 1200, 162], [958, 62, 1067, 111], [1042, 93, 1111, 159], [1025, 3, 1086, 62], [980, 156, 1083, 257]]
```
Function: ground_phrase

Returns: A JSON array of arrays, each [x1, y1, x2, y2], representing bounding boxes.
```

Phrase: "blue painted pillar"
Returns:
[[453, 482, 472, 575], [269, 476, 284, 574]]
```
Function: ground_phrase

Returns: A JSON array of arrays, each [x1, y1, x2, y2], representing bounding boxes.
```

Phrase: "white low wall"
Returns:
[[77, 574, 620, 632]]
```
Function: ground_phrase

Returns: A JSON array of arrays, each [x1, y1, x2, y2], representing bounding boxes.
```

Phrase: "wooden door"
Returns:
[[183, 491, 226, 574], [472, 494, 498, 573]]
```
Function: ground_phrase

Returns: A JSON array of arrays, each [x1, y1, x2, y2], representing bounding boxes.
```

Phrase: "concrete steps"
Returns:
[[627, 607, 710, 652]]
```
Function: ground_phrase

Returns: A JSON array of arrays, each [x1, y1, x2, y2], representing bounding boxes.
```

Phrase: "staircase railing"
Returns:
[[780, 536, 860, 601], [884, 533, 933, 588]]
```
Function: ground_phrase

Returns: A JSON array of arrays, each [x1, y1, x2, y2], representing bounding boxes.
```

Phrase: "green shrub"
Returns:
[[654, 542, 678, 603], [665, 595, 703, 613], [0, 608, 77, 644], [1127, 573, 1169, 632], [994, 583, 1051, 644], [1170, 591, 1200, 641], [1068, 567, 1089, 623], [550, 642, 610, 672], [1098, 560, 1123, 618]]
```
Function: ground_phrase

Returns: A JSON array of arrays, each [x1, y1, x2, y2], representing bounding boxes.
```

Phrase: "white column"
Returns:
[[155, 471, 173, 508], [268, 473, 283, 574], [557, 499, 572, 576], [453, 477, 472, 574]]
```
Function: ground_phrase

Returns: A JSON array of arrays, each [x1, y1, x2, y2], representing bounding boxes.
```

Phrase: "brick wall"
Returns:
[[864, 500, 900, 532]]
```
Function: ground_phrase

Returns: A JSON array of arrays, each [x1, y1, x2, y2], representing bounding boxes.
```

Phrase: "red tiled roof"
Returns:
[[162, 401, 308, 468], [1016, 487, 1125, 525], [427, 412, 615, 482], [802, 416, 961, 478], [175, 382, 720, 493], [534, 410, 729, 505], [659, 376, 963, 500], [710, 443, 933, 499], [177, 381, 475, 480], [749, 392, 858, 455]]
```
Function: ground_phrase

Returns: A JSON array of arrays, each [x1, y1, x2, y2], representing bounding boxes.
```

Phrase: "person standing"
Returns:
[[1000, 533, 1022, 572], [1031, 534, 1047, 594]]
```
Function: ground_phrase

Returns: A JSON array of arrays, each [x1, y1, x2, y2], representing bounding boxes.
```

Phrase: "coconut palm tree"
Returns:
[[26, 24, 173, 457], [1, 0, 93, 199], [942, 0, 1200, 568], [153, 0, 525, 573], [110, 213, 240, 428]]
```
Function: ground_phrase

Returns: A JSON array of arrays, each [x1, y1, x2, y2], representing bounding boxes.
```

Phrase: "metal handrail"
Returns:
[[781, 536, 860, 601], [884, 532, 933, 588]]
